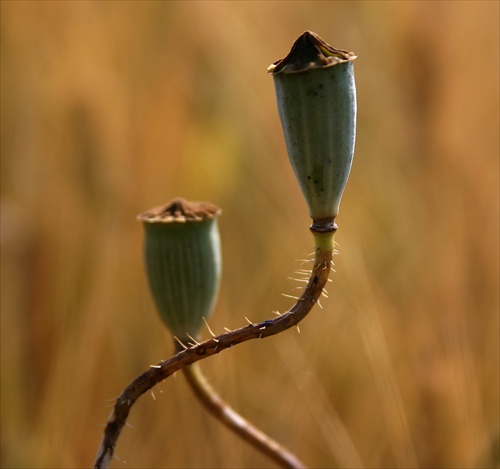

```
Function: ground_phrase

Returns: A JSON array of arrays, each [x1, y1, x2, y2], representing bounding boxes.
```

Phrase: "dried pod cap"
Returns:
[[138, 198, 222, 344], [269, 31, 357, 225]]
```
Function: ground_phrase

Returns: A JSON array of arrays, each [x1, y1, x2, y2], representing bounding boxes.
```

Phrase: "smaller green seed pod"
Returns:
[[138, 198, 222, 344], [268, 31, 357, 230]]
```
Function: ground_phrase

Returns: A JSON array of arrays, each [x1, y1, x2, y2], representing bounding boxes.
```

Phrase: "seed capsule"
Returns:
[[138, 198, 222, 343], [269, 31, 357, 228]]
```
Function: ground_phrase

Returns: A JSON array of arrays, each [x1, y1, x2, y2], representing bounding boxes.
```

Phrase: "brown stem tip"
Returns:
[[268, 30, 356, 74]]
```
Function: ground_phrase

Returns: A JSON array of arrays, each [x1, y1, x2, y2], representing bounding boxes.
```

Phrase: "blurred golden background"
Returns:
[[1, 2, 498, 468]]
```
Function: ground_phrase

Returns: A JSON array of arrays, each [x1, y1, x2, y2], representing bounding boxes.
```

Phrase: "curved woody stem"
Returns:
[[93, 231, 334, 469], [183, 362, 305, 469]]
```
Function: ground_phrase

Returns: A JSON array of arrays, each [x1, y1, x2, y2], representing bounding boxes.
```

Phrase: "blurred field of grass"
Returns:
[[1, 1, 498, 468]]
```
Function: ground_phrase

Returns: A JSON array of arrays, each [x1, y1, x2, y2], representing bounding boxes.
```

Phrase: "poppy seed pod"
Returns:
[[138, 198, 222, 344], [268, 31, 357, 231]]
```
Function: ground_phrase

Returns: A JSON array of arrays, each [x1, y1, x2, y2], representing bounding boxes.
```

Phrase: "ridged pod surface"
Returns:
[[269, 31, 357, 225], [138, 199, 222, 343]]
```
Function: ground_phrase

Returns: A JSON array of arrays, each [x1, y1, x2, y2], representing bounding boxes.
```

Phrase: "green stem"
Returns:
[[183, 362, 305, 469]]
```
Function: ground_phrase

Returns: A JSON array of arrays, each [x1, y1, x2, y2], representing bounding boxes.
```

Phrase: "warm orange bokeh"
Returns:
[[1, 2, 498, 468]]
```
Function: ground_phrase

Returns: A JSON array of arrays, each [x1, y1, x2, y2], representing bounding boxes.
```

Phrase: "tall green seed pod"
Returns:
[[138, 198, 222, 345], [268, 31, 357, 234]]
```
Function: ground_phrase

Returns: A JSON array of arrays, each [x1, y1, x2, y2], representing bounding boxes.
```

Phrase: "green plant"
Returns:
[[94, 31, 356, 469]]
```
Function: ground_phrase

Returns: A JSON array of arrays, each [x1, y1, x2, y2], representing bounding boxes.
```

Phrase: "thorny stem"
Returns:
[[183, 362, 306, 469], [93, 232, 334, 469]]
